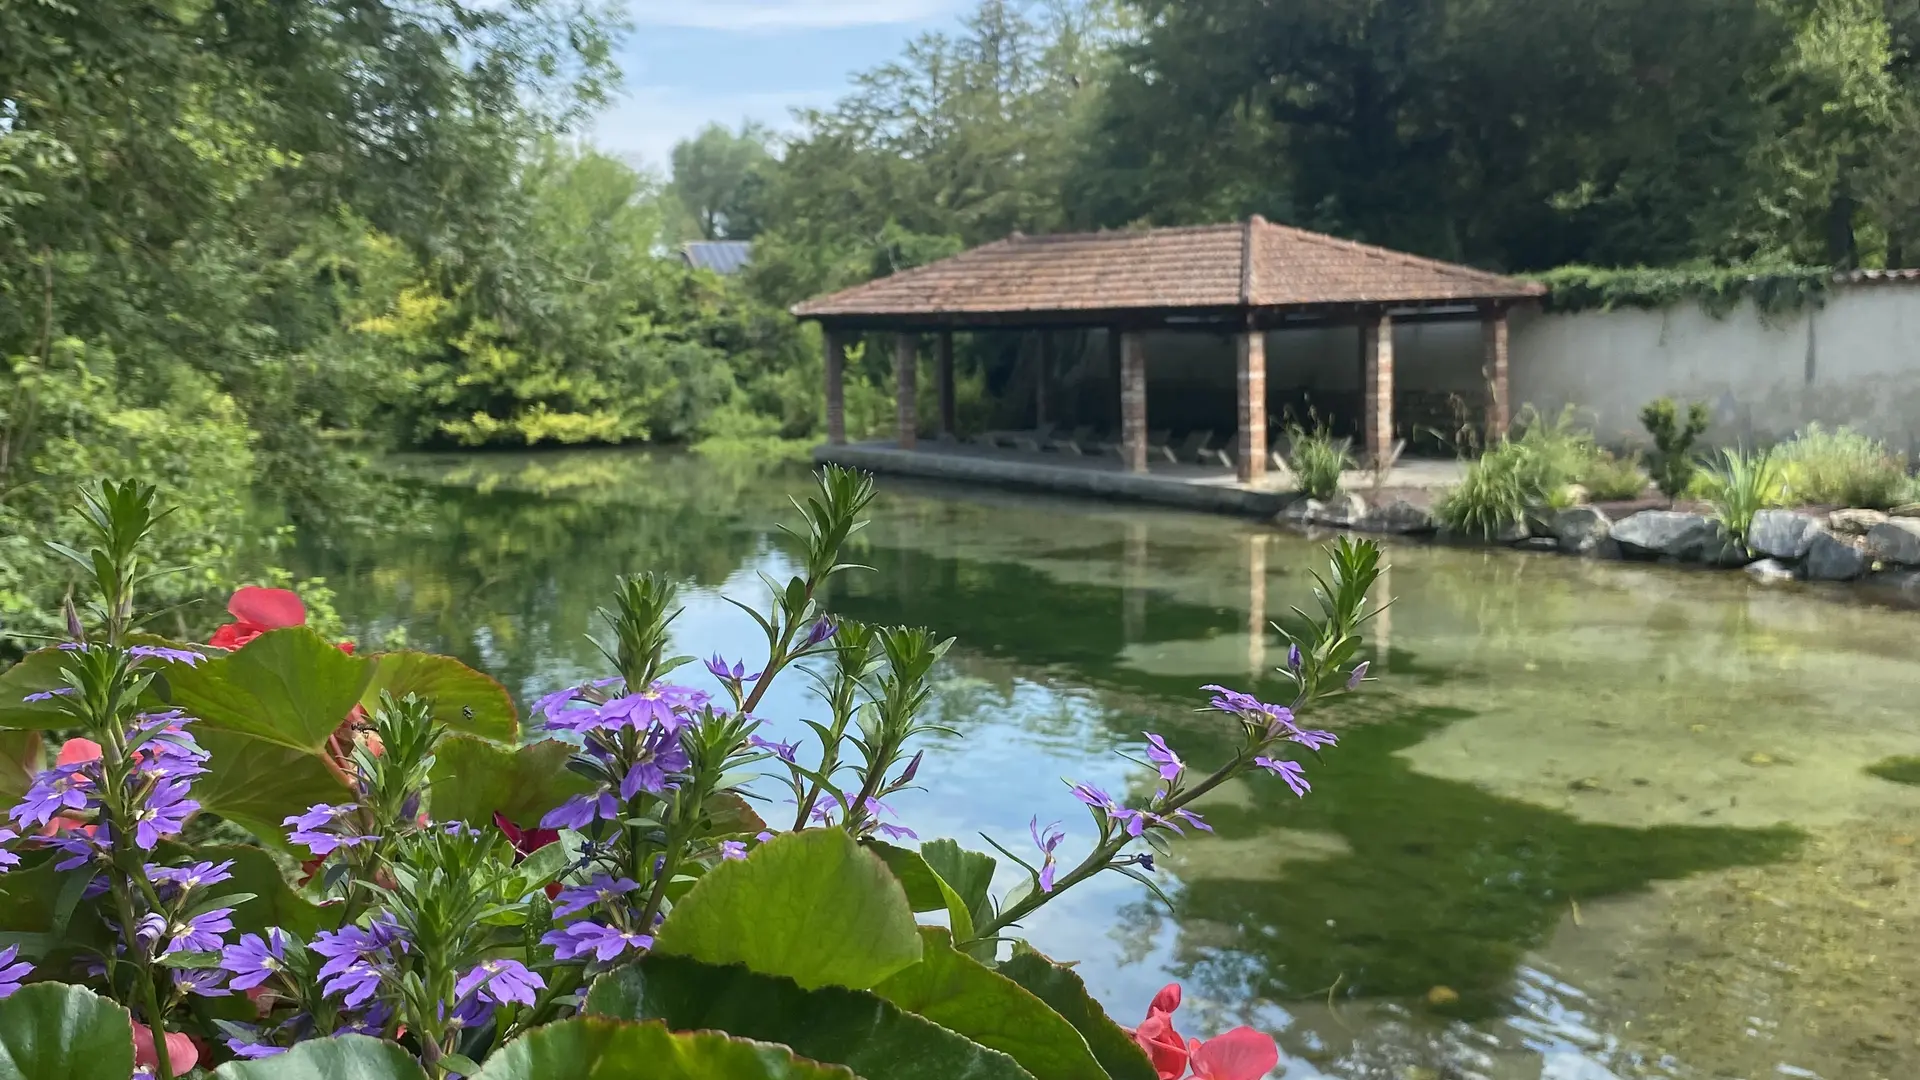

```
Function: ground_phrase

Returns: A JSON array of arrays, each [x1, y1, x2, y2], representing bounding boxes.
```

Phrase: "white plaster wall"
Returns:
[[1509, 283, 1920, 449]]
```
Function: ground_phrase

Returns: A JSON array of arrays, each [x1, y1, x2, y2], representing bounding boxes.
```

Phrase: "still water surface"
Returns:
[[295, 450, 1920, 1080]]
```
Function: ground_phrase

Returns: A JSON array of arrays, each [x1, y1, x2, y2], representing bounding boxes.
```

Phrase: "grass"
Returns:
[[1773, 424, 1910, 509], [1284, 421, 1352, 501], [1435, 407, 1606, 536], [1581, 450, 1649, 501], [1702, 448, 1787, 542]]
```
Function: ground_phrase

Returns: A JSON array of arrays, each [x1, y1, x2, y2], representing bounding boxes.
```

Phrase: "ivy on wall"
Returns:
[[1533, 265, 1834, 319]]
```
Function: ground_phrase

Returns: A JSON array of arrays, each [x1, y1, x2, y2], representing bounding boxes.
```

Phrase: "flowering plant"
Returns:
[[0, 472, 1383, 1080]]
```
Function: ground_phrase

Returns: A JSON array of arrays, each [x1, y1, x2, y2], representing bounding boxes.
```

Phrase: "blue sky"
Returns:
[[591, 0, 971, 172]]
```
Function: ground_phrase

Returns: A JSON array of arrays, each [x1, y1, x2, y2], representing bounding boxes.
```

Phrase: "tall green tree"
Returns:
[[670, 122, 775, 240]]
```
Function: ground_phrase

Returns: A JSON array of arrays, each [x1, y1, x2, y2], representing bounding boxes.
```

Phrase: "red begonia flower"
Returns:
[[1187, 1027, 1280, 1080], [209, 587, 307, 650], [133, 1023, 198, 1074]]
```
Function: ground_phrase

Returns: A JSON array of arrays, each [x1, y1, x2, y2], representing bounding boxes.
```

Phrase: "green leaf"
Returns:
[[587, 954, 1034, 1080], [472, 1017, 856, 1080], [655, 828, 921, 991], [0, 732, 42, 804], [0, 858, 111, 962], [0, 651, 75, 730], [189, 728, 353, 850], [998, 949, 1158, 1080], [873, 929, 1107, 1080], [164, 627, 371, 752], [0, 982, 134, 1080], [212, 1034, 428, 1079], [866, 841, 975, 941], [361, 652, 518, 744], [921, 839, 996, 930], [427, 737, 592, 827], [154, 843, 335, 939]]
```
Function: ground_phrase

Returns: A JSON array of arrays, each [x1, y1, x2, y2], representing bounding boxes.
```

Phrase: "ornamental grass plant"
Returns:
[[1773, 424, 1910, 509]]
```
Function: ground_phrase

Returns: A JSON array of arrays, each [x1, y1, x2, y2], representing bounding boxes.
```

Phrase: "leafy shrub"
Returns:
[[1581, 450, 1650, 501], [1773, 423, 1910, 509], [1703, 448, 1787, 541], [1434, 407, 1603, 536], [1434, 449, 1529, 537], [1639, 398, 1710, 500], [1284, 421, 1352, 500], [0, 473, 1384, 1079]]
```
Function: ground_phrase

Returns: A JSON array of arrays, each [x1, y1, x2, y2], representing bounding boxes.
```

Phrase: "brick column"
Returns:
[[1108, 329, 1125, 432], [894, 333, 917, 450], [1035, 332, 1051, 428], [1246, 532, 1268, 681], [1120, 329, 1148, 473], [1235, 328, 1268, 483], [824, 329, 846, 445], [1482, 307, 1510, 444], [936, 330, 956, 438], [1361, 310, 1395, 469]]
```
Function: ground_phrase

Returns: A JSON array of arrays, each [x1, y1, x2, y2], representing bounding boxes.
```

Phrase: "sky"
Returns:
[[590, 0, 971, 173]]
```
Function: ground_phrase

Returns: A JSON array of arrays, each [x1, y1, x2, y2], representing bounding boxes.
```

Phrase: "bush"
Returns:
[[1434, 450, 1529, 537], [1773, 423, 1910, 509], [1581, 450, 1650, 501], [1434, 407, 1603, 536], [1284, 420, 1353, 500], [0, 473, 1385, 1079], [1640, 398, 1710, 500], [1703, 448, 1787, 542]]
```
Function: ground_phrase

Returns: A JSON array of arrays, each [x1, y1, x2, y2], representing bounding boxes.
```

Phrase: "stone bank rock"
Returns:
[[1743, 558, 1796, 582], [1829, 508, 1889, 536], [1549, 506, 1612, 556], [1804, 530, 1869, 581], [1314, 493, 1368, 528], [1609, 511, 1718, 560], [1356, 499, 1433, 534], [1866, 519, 1920, 565], [1276, 499, 1322, 527], [1517, 536, 1560, 552], [1746, 510, 1823, 560]]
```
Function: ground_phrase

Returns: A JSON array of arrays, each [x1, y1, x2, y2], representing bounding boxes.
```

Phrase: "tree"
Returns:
[[670, 122, 775, 240]]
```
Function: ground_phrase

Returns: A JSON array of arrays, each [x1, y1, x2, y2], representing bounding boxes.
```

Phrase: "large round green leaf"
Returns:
[[655, 828, 921, 990], [360, 653, 517, 744], [212, 1034, 427, 1079], [866, 842, 976, 942], [0, 982, 134, 1080], [920, 839, 996, 931], [164, 627, 371, 752], [152, 843, 335, 939], [472, 1017, 856, 1080], [587, 954, 1035, 1080], [996, 949, 1157, 1080], [190, 728, 354, 850], [427, 737, 592, 827], [0, 650, 78, 730], [873, 929, 1106, 1080], [0, 732, 42, 805]]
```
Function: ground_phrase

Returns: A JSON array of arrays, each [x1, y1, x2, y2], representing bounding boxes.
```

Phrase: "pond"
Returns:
[[294, 448, 1920, 1080]]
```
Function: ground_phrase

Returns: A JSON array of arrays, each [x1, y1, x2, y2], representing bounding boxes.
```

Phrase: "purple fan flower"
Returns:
[[1134, 852, 1155, 872], [10, 764, 94, 828], [1166, 808, 1211, 834], [1144, 733, 1184, 782], [619, 731, 690, 799], [1254, 756, 1311, 796], [225, 1033, 287, 1060], [454, 958, 545, 1008], [896, 749, 922, 785], [313, 918, 406, 1008], [1283, 727, 1338, 752], [0, 946, 31, 998], [719, 840, 747, 861], [48, 826, 107, 874], [589, 683, 707, 734], [1069, 782, 1116, 810], [748, 734, 798, 763], [173, 968, 231, 997], [221, 930, 293, 991], [1347, 661, 1369, 690], [147, 859, 234, 893], [542, 921, 653, 963], [540, 789, 620, 831], [132, 780, 198, 850], [705, 656, 761, 682], [283, 803, 373, 856], [552, 875, 640, 919], [1287, 644, 1303, 671], [802, 618, 837, 648], [1030, 818, 1065, 892], [1201, 684, 1263, 715], [0, 829, 19, 871], [22, 688, 74, 702], [141, 908, 234, 955], [128, 645, 207, 666]]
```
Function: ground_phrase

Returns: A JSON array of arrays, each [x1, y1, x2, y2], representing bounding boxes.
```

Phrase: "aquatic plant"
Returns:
[[0, 471, 1385, 1078], [1283, 420, 1351, 500], [1703, 448, 1787, 543], [1640, 397, 1711, 500], [1773, 423, 1909, 509]]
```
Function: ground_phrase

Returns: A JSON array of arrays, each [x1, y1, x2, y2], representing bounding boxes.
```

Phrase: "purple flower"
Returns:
[[584, 684, 707, 734], [1030, 818, 1065, 893], [705, 656, 761, 683], [10, 765, 94, 828], [1283, 727, 1338, 752], [313, 918, 406, 1008], [22, 688, 75, 702], [540, 790, 620, 831], [0, 946, 31, 997], [1201, 684, 1263, 715], [128, 645, 206, 666], [132, 780, 198, 850], [141, 908, 234, 955], [173, 968, 231, 997], [48, 827, 107, 874], [225, 1033, 287, 1060], [221, 930, 293, 991], [802, 618, 837, 648], [1287, 644, 1303, 671], [283, 803, 373, 856], [147, 860, 233, 893], [896, 750, 922, 785], [719, 840, 747, 861], [0, 829, 19, 871], [542, 921, 653, 963], [619, 731, 690, 799], [1134, 852, 1155, 872], [1069, 782, 1116, 811], [1166, 808, 1211, 834], [1255, 756, 1312, 797], [552, 875, 640, 919], [748, 734, 798, 764], [454, 959, 545, 1008], [1144, 733, 1184, 782], [1347, 661, 1369, 690]]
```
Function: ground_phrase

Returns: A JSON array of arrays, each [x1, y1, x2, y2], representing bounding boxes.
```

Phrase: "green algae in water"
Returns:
[[1866, 755, 1920, 785]]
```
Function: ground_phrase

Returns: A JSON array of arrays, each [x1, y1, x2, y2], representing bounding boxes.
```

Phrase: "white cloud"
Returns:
[[625, 0, 959, 31], [588, 84, 838, 169]]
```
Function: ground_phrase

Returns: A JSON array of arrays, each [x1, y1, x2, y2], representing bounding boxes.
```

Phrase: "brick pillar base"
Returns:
[[1120, 330, 1147, 473], [825, 330, 846, 445], [1236, 329, 1267, 483], [895, 333, 917, 450], [1482, 308, 1510, 444], [1361, 312, 1395, 469]]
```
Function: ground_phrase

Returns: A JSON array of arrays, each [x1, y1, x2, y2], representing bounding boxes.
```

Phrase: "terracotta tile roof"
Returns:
[[791, 217, 1544, 320]]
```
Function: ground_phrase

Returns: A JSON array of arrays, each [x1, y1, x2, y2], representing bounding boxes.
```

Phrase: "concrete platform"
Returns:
[[814, 441, 1464, 518]]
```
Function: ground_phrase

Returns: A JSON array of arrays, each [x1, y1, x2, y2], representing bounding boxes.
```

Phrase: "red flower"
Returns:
[[494, 812, 563, 898], [133, 1023, 198, 1074], [56, 738, 102, 767], [1187, 1028, 1279, 1080], [1134, 1011, 1189, 1079], [209, 587, 309, 651]]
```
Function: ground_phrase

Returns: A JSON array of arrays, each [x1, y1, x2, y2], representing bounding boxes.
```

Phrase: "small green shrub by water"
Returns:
[[1774, 424, 1910, 509], [1435, 407, 1604, 536], [1703, 448, 1786, 542], [1434, 452, 1529, 537], [1640, 398, 1710, 500], [1581, 450, 1649, 501], [1285, 421, 1352, 500]]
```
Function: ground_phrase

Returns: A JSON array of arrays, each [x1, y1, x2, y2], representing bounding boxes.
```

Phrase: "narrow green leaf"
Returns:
[[998, 949, 1158, 1080], [0, 982, 134, 1080], [473, 1017, 856, 1080], [655, 829, 921, 991], [212, 1034, 428, 1079], [874, 928, 1107, 1080], [361, 652, 518, 744], [427, 737, 593, 827], [587, 954, 1034, 1080]]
